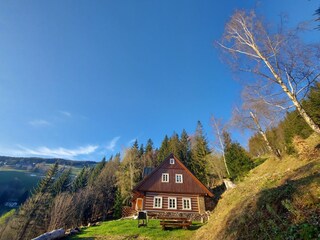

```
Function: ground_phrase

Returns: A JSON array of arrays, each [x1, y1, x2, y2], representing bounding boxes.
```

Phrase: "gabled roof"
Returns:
[[133, 153, 213, 197]]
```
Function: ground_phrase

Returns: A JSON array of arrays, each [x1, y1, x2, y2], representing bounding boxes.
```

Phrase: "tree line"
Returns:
[[0, 8, 319, 240], [0, 120, 255, 240]]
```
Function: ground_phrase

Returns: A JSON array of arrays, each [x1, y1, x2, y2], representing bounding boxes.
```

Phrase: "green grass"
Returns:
[[0, 209, 15, 225], [0, 167, 27, 172], [69, 219, 203, 240], [195, 141, 320, 240]]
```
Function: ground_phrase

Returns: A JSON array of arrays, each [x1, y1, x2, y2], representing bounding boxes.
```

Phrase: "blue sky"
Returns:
[[0, 0, 318, 161]]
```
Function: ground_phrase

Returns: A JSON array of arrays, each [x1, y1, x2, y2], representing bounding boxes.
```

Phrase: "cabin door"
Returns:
[[136, 198, 144, 211]]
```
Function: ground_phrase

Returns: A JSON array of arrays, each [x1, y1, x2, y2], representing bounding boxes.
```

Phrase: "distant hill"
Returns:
[[0, 156, 96, 168]]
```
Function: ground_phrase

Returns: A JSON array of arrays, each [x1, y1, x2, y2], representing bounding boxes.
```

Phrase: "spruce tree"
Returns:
[[33, 162, 59, 195], [145, 139, 154, 153], [113, 188, 123, 219], [180, 129, 190, 167], [139, 144, 144, 157], [168, 132, 181, 158], [88, 157, 106, 185], [52, 168, 72, 196], [72, 167, 90, 192], [190, 121, 210, 184], [132, 140, 139, 149], [157, 135, 170, 164], [144, 138, 155, 167], [303, 82, 320, 126], [225, 142, 254, 181]]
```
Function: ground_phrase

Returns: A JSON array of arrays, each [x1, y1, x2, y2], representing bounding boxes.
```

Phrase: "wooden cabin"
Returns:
[[132, 153, 213, 219]]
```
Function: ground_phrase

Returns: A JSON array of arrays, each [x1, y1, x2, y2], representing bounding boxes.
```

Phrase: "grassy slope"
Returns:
[[69, 219, 203, 240], [195, 134, 320, 240], [70, 134, 320, 240]]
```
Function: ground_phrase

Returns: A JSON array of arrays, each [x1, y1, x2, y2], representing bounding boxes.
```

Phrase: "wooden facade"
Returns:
[[132, 153, 213, 216]]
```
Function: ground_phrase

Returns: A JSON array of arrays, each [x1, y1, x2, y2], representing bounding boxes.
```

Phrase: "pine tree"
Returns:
[[88, 157, 106, 185], [72, 167, 90, 192], [303, 82, 320, 126], [139, 144, 144, 157], [132, 140, 139, 150], [145, 139, 154, 153], [144, 138, 156, 167], [157, 135, 170, 164], [113, 188, 123, 219], [168, 132, 181, 158], [180, 129, 190, 167], [33, 162, 59, 195], [225, 142, 254, 181], [190, 121, 210, 184], [52, 168, 72, 196]]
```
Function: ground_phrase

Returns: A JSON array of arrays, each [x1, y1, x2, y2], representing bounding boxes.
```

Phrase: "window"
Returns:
[[153, 197, 162, 208], [168, 197, 177, 209], [182, 198, 192, 210], [162, 173, 169, 182], [175, 174, 183, 183], [170, 158, 175, 164]]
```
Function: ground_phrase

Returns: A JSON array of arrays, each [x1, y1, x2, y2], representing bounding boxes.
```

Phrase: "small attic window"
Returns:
[[170, 158, 175, 164]]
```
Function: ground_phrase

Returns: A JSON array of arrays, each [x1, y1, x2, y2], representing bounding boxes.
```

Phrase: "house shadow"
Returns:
[[214, 162, 320, 240]]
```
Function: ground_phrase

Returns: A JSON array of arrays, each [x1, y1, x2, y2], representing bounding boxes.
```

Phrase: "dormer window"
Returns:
[[175, 174, 183, 183], [162, 173, 169, 182], [170, 158, 175, 164]]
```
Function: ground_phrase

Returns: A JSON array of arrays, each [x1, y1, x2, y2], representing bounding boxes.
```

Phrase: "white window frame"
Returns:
[[161, 173, 169, 182], [182, 198, 192, 210], [153, 197, 162, 208], [169, 158, 175, 164], [175, 174, 183, 183], [168, 197, 177, 209]]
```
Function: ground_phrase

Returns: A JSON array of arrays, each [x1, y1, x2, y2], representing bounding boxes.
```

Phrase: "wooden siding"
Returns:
[[144, 192, 199, 213], [136, 156, 210, 195]]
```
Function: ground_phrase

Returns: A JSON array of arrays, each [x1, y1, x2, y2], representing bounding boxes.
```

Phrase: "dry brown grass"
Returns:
[[195, 134, 320, 240]]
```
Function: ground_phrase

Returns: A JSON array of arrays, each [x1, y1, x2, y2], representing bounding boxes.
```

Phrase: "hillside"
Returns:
[[194, 134, 320, 240], [0, 156, 96, 170], [70, 134, 320, 240]]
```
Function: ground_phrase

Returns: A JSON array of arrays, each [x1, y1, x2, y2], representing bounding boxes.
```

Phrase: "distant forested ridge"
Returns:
[[0, 156, 96, 169]]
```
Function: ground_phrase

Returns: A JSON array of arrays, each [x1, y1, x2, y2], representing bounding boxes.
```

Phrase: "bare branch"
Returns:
[[220, 10, 320, 134], [217, 42, 260, 59]]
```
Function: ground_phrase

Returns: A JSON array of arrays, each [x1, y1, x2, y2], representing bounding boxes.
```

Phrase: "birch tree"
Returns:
[[232, 87, 282, 159], [219, 10, 320, 134], [211, 116, 230, 177]]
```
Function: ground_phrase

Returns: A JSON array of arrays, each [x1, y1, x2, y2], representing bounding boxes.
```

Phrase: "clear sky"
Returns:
[[0, 0, 318, 161]]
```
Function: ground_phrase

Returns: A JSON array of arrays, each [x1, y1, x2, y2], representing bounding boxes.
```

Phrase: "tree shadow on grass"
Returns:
[[161, 223, 203, 232], [215, 162, 320, 240], [65, 237, 95, 240], [188, 224, 203, 231]]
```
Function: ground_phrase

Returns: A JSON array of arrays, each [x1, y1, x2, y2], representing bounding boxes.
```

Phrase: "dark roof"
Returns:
[[133, 153, 213, 197], [142, 167, 154, 178]]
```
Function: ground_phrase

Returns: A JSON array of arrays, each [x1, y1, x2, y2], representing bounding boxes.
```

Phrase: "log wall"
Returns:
[[144, 192, 199, 213]]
